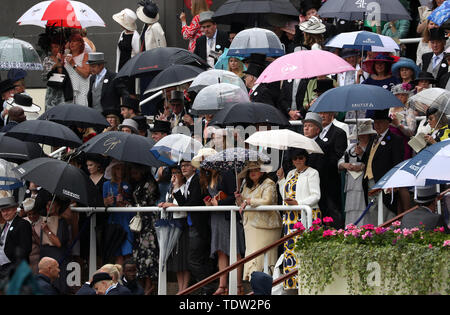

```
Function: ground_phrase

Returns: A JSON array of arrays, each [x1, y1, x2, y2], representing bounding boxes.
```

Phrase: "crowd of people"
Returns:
[[0, 0, 450, 296]]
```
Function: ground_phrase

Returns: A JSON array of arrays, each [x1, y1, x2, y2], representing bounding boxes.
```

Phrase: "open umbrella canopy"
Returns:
[[245, 129, 324, 154], [38, 103, 110, 129], [117, 47, 210, 79], [77, 131, 165, 167], [17, 0, 106, 28], [227, 27, 285, 58], [209, 101, 290, 128], [372, 159, 425, 190], [428, 0, 450, 26], [13, 157, 96, 206], [190, 83, 249, 116], [200, 147, 270, 173], [0, 133, 45, 163], [150, 134, 203, 165], [255, 49, 355, 84], [408, 88, 450, 114], [144, 64, 205, 94], [213, 0, 299, 27], [0, 158, 24, 190], [188, 69, 247, 93], [5, 120, 82, 148], [325, 31, 400, 53], [0, 38, 43, 71], [309, 84, 404, 113], [318, 0, 411, 21]]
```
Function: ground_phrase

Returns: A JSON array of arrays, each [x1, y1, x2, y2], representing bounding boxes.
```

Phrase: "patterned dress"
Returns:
[[132, 177, 160, 281], [42, 56, 65, 110], [181, 14, 203, 53], [282, 172, 321, 289]]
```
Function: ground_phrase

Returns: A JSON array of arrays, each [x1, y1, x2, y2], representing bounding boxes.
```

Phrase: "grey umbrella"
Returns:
[[0, 37, 43, 71]]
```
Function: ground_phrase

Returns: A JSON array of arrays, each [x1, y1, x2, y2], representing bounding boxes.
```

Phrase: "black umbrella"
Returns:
[[209, 101, 290, 127], [318, 0, 411, 21], [144, 64, 205, 94], [13, 157, 96, 206], [38, 103, 110, 129], [76, 131, 165, 167], [116, 47, 210, 79], [5, 120, 83, 148], [0, 133, 45, 163], [212, 0, 299, 27]]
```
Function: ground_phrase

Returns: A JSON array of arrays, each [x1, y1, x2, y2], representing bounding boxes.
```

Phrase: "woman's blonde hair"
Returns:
[[191, 0, 209, 16], [101, 264, 123, 284], [228, 57, 245, 78]]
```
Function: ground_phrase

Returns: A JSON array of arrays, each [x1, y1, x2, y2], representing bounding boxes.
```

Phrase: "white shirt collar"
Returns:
[[320, 123, 332, 139]]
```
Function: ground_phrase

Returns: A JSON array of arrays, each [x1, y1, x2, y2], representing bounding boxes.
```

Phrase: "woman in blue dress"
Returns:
[[103, 160, 135, 265]]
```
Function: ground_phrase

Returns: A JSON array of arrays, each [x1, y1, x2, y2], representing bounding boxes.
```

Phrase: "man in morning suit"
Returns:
[[193, 11, 230, 67], [420, 28, 448, 82]]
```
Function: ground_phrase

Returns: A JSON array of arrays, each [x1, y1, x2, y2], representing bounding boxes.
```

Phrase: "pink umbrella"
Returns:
[[255, 50, 355, 84]]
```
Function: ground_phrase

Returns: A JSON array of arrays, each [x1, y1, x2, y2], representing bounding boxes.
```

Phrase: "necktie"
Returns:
[[0, 222, 9, 246], [185, 180, 193, 226], [433, 55, 440, 69], [208, 38, 214, 49]]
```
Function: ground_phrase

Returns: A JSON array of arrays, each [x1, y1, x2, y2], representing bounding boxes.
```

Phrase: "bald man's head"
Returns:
[[8, 106, 26, 123], [38, 257, 60, 281]]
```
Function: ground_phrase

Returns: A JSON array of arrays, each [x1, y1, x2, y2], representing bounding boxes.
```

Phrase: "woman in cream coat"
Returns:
[[235, 161, 282, 283], [276, 148, 321, 291]]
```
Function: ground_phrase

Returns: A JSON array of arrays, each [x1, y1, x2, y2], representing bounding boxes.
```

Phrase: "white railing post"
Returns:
[[378, 191, 384, 226], [89, 213, 97, 279], [229, 208, 238, 295]]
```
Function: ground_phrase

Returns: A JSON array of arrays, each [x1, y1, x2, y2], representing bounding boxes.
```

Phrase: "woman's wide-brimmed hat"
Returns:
[[362, 53, 396, 75], [237, 160, 273, 179], [299, 16, 326, 34], [191, 148, 217, 169], [6, 93, 41, 113], [391, 57, 420, 79], [349, 120, 377, 140], [391, 83, 414, 96], [136, 0, 160, 24], [412, 71, 437, 85], [113, 8, 138, 31]]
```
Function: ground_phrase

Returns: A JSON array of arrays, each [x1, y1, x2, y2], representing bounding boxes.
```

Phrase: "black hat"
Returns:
[[150, 120, 171, 134], [102, 107, 122, 119], [244, 63, 265, 78], [229, 23, 245, 35], [137, 0, 160, 24], [429, 28, 446, 41], [301, 0, 321, 16], [340, 48, 360, 59], [372, 109, 392, 122], [426, 106, 439, 118], [412, 71, 437, 85], [90, 272, 113, 288], [288, 148, 309, 163], [120, 96, 140, 113], [243, 53, 267, 66], [169, 90, 184, 104], [132, 115, 150, 131], [0, 79, 15, 94], [314, 78, 334, 94]]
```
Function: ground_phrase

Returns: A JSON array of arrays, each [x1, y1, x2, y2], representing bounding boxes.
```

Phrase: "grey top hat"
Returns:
[[415, 185, 439, 204], [303, 112, 323, 131], [0, 192, 18, 210], [118, 118, 139, 134], [86, 52, 106, 65], [199, 11, 215, 24]]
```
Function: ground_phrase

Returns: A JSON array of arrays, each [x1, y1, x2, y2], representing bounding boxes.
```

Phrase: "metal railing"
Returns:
[[71, 204, 313, 295]]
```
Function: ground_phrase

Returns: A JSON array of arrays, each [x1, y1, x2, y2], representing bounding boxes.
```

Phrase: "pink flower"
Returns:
[[362, 224, 375, 230], [312, 218, 322, 225], [351, 229, 361, 237], [439, 227, 445, 233], [428, 244, 433, 249], [402, 228, 413, 237], [323, 230, 336, 237], [344, 231, 351, 237], [362, 231, 373, 240], [323, 217, 334, 224], [293, 222, 306, 231], [345, 223, 357, 231], [392, 221, 401, 227], [443, 240, 450, 247], [375, 227, 387, 235], [337, 229, 344, 234], [393, 229, 402, 234], [410, 227, 419, 233]]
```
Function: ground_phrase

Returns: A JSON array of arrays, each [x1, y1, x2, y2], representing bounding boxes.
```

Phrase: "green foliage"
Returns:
[[294, 219, 450, 295]]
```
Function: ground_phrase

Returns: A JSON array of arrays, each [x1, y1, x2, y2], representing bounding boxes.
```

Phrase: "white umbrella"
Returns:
[[227, 27, 285, 58], [408, 88, 450, 115], [17, 0, 105, 29], [150, 134, 203, 165], [190, 83, 249, 115], [245, 129, 324, 154], [0, 38, 43, 71], [325, 31, 400, 53], [188, 69, 247, 93], [372, 159, 426, 190], [415, 140, 450, 184]]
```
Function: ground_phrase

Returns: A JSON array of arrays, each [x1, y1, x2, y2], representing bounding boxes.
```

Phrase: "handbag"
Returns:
[[47, 73, 66, 88], [129, 211, 143, 233]]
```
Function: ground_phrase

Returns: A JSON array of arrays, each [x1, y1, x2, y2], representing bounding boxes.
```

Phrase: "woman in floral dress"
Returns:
[[129, 164, 160, 295]]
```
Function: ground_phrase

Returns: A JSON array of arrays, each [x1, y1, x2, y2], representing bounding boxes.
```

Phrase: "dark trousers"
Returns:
[[187, 226, 216, 294]]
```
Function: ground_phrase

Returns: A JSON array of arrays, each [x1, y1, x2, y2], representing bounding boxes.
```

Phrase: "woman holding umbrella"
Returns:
[[129, 163, 160, 295]]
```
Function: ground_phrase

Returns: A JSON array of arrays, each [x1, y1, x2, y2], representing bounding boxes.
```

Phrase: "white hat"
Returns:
[[113, 8, 137, 31], [349, 120, 377, 140], [136, 0, 160, 24], [22, 197, 35, 212], [299, 16, 326, 34]]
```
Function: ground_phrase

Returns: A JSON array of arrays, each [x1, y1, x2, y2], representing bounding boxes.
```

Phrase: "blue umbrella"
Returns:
[[372, 159, 425, 190], [400, 140, 450, 185], [428, 1, 450, 26], [309, 84, 404, 113]]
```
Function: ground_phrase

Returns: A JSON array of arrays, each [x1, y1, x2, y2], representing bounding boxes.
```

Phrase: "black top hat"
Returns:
[[150, 120, 171, 134], [90, 272, 113, 288], [301, 0, 321, 16], [169, 90, 184, 103], [102, 107, 122, 119], [340, 48, 360, 59], [244, 63, 265, 78], [229, 23, 245, 35], [243, 53, 267, 66], [413, 71, 437, 84], [372, 109, 392, 122], [314, 78, 334, 94], [0, 79, 15, 95], [429, 28, 446, 41], [120, 96, 140, 113], [132, 115, 150, 131]]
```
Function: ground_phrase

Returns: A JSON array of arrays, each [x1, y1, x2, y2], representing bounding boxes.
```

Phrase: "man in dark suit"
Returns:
[[36, 257, 61, 295], [193, 11, 230, 67], [0, 192, 32, 279], [362, 109, 405, 224], [420, 28, 448, 82], [159, 160, 215, 295], [401, 185, 449, 233], [87, 52, 125, 114]]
